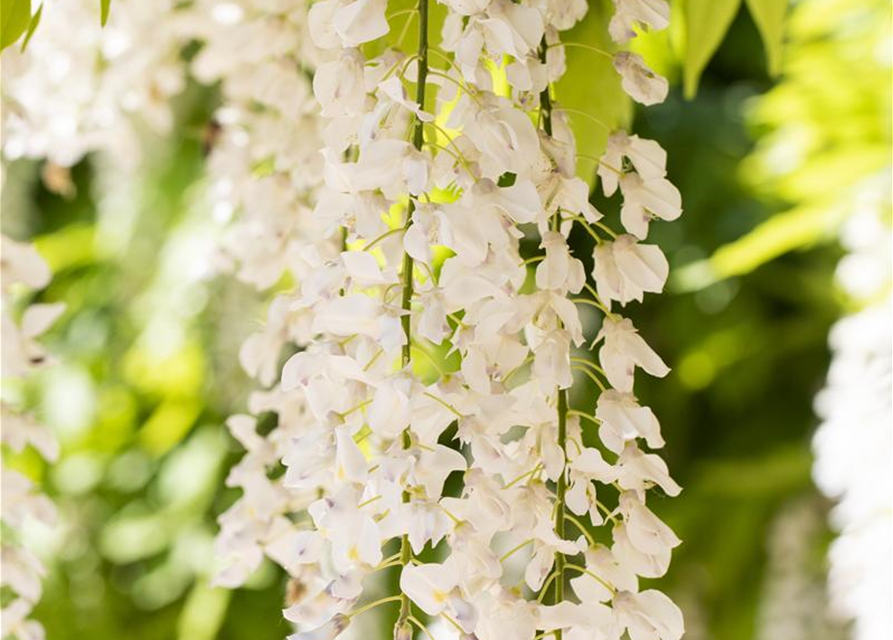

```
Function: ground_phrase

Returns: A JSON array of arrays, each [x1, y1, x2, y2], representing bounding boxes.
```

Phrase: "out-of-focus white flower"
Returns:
[[1, 0, 186, 167], [812, 205, 892, 640], [0, 236, 62, 640], [755, 499, 849, 640], [609, 0, 670, 44]]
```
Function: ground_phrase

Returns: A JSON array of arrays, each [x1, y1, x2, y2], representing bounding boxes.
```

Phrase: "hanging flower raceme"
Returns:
[[230, 0, 688, 638], [182, 0, 331, 292], [812, 203, 892, 640], [1, 236, 65, 640], [1, 0, 186, 170], [175, 0, 349, 592]]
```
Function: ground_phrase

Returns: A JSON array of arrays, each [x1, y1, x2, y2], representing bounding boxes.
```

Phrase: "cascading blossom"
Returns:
[[1, 0, 186, 169], [1, 236, 65, 640], [0, 0, 688, 637], [206, 0, 688, 638], [812, 199, 892, 640], [182, 0, 330, 291], [173, 0, 344, 590]]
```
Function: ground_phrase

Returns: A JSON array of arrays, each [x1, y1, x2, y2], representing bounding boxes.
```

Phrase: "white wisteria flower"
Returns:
[[812, 207, 892, 640], [612, 51, 669, 106], [609, 0, 671, 44], [593, 234, 669, 306], [1, 0, 185, 168], [1, 236, 63, 640], [193, 0, 687, 637]]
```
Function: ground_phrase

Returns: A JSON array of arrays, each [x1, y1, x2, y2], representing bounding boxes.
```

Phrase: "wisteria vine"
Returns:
[[205, 0, 686, 638], [0, 1, 687, 639]]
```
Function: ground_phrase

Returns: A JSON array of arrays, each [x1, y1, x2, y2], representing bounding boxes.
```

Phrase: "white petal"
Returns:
[[335, 426, 368, 483], [614, 235, 668, 295], [615, 589, 684, 640], [333, 0, 390, 47], [21, 303, 65, 339], [1, 235, 51, 289], [369, 379, 411, 439], [341, 250, 390, 285], [613, 51, 669, 106], [400, 562, 456, 615], [312, 294, 382, 338], [609, 0, 670, 44], [416, 445, 467, 499], [596, 390, 664, 453]]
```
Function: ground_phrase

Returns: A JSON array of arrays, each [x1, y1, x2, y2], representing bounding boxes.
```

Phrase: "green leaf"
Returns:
[[555, 0, 632, 186], [681, 0, 741, 98], [19, 1, 40, 51], [100, 0, 111, 26], [671, 203, 848, 292], [745, 0, 788, 76], [1, 0, 31, 51]]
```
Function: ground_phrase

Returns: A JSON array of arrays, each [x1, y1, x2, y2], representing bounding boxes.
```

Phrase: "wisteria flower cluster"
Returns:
[[181, 0, 331, 292], [813, 201, 892, 640], [1, 0, 185, 170], [208, 0, 685, 638], [1, 236, 64, 640], [0, 0, 686, 637]]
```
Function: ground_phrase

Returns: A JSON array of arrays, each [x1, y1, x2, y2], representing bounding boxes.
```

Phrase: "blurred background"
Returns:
[[1, 0, 890, 639]]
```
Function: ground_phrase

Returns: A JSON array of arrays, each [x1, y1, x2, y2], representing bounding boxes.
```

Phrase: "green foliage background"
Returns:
[[1, 0, 889, 639]]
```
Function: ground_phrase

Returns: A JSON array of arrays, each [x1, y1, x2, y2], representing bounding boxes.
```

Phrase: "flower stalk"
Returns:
[[539, 40, 568, 632], [396, 0, 430, 633]]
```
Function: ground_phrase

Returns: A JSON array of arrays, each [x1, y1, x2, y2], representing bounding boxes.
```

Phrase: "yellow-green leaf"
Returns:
[[19, 1, 40, 51], [672, 203, 848, 292], [1, 0, 31, 50], [745, 0, 788, 76], [682, 0, 741, 98], [100, 0, 111, 26]]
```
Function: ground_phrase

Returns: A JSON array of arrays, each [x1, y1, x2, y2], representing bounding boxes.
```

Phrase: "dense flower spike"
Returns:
[[169, 0, 338, 588], [1, 236, 64, 640], [3, 0, 684, 636], [201, 0, 687, 637], [182, 0, 330, 292]]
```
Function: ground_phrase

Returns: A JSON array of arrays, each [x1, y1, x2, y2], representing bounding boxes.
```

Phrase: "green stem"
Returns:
[[572, 364, 607, 391], [396, 0, 429, 635], [539, 43, 554, 138], [348, 595, 404, 619], [422, 391, 464, 417], [537, 570, 560, 603], [566, 409, 600, 426], [365, 226, 405, 251], [540, 37, 568, 640], [500, 538, 534, 562], [538, 43, 558, 236], [565, 563, 616, 594], [565, 513, 596, 546], [553, 388, 568, 626]]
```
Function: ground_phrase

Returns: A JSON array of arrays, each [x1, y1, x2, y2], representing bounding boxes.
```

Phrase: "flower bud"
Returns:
[[394, 621, 413, 640]]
